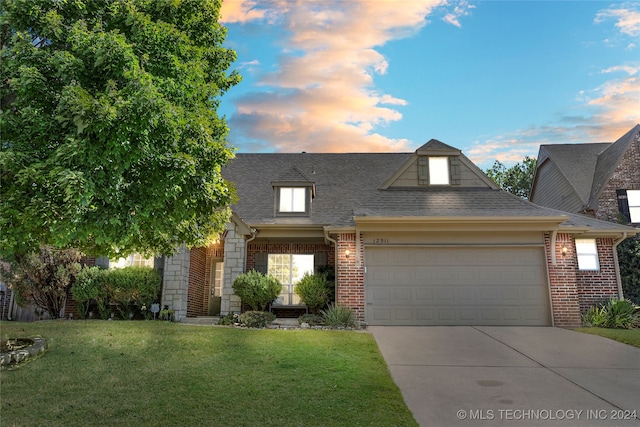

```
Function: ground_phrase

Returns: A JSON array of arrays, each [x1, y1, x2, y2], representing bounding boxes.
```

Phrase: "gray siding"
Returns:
[[530, 161, 584, 213]]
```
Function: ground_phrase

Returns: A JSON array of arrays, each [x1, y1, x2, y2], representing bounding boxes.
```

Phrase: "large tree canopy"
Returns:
[[485, 156, 537, 200], [0, 0, 240, 258]]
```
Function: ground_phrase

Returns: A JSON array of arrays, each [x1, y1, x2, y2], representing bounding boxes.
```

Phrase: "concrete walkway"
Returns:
[[370, 327, 640, 426]]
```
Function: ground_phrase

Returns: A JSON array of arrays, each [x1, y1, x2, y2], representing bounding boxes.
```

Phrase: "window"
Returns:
[[428, 157, 450, 185], [278, 187, 307, 213], [268, 254, 314, 305], [628, 190, 640, 223], [575, 239, 599, 271], [617, 189, 640, 223], [110, 254, 154, 269]]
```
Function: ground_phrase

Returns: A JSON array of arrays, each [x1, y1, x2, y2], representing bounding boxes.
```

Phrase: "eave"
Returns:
[[353, 215, 568, 232]]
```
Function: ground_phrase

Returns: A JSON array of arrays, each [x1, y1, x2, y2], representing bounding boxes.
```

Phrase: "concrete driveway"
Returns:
[[370, 327, 640, 426]]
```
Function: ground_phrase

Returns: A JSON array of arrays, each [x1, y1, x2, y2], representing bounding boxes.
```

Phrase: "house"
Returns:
[[530, 124, 640, 224], [159, 138, 637, 328]]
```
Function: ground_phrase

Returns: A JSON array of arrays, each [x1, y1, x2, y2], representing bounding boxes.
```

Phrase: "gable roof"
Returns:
[[222, 141, 636, 236], [531, 124, 640, 211], [534, 143, 610, 204], [587, 124, 640, 210]]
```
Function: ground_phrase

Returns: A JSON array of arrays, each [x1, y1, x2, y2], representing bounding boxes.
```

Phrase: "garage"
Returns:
[[365, 246, 551, 326]]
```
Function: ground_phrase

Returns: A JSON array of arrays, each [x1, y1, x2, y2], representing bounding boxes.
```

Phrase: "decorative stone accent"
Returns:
[[221, 223, 246, 315], [0, 338, 48, 369], [161, 244, 190, 321]]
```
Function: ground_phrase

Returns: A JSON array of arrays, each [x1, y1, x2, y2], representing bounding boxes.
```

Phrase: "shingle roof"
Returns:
[[223, 152, 567, 227], [538, 143, 610, 204], [587, 124, 640, 209]]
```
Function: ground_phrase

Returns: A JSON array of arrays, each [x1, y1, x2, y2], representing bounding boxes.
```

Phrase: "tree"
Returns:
[[0, 0, 241, 258], [485, 156, 537, 199], [4, 246, 82, 319], [618, 235, 640, 305]]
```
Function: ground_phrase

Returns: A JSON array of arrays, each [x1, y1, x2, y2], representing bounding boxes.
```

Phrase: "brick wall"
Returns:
[[186, 246, 207, 317], [596, 133, 640, 222], [246, 242, 334, 270], [545, 233, 581, 328], [203, 244, 224, 315], [335, 233, 365, 321], [576, 238, 620, 312]]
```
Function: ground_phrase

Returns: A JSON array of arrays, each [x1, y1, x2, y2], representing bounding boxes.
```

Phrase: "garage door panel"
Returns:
[[365, 247, 551, 326]]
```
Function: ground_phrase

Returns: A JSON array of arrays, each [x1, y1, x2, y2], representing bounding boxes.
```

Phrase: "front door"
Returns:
[[208, 260, 223, 316]]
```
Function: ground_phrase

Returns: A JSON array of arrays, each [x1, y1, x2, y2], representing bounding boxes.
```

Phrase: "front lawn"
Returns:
[[574, 327, 640, 348], [0, 321, 417, 427]]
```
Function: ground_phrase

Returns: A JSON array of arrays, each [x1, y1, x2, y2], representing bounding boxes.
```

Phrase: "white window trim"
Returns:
[[575, 239, 599, 271], [277, 187, 308, 214], [267, 254, 314, 306], [628, 190, 640, 223]]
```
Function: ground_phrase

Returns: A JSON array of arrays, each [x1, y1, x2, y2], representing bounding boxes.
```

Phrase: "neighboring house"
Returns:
[[530, 124, 640, 225], [159, 139, 636, 328]]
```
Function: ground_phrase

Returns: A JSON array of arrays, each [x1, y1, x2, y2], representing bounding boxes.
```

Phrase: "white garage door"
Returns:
[[365, 246, 551, 326]]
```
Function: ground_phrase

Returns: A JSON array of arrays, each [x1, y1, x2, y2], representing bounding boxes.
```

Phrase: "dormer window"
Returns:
[[272, 166, 316, 217], [417, 156, 459, 186], [279, 187, 307, 213], [428, 157, 450, 185]]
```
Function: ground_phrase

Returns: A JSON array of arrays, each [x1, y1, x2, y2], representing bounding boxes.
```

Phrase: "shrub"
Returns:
[[102, 267, 161, 319], [232, 270, 281, 311], [321, 304, 357, 329], [72, 267, 105, 319], [217, 312, 239, 326], [294, 273, 333, 313], [298, 313, 324, 326], [238, 311, 276, 328], [582, 299, 640, 329]]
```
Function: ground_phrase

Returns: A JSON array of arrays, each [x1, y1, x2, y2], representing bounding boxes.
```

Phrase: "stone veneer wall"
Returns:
[[596, 133, 640, 222], [161, 244, 190, 321], [335, 233, 365, 321], [221, 223, 246, 315]]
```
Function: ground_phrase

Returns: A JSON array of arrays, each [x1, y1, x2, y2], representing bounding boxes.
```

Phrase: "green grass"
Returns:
[[0, 321, 417, 427], [575, 327, 640, 348]]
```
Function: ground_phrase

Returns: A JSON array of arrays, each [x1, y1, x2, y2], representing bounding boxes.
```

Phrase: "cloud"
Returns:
[[467, 68, 640, 167], [224, 0, 463, 153], [219, 0, 271, 24], [442, 0, 476, 28], [595, 3, 640, 37]]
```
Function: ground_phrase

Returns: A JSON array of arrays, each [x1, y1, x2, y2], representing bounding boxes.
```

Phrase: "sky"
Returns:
[[218, 0, 640, 168]]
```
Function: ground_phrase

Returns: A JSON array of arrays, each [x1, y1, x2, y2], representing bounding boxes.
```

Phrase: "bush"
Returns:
[[321, 304, 358, 329], [217, 312, 239, 326], [102, 267, 161, 319], [298, 313, 324, 326], [582, 299, 640, 329], [232, 270, 281, 311], [238, 311, 276, 328], [294, 273, 333, 313], [4, 246, 83, 319], [72, 267, 105, 319]]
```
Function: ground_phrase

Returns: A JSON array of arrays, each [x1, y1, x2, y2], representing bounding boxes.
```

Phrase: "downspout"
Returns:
[[7, 288, 14, 321], [324, 228, 338, 304], [613, 232, 628, 299], [245, 228, 258, 271]]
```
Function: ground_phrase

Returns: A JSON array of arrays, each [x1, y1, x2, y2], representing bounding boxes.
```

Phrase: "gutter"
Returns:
[[613, 232, 628, 299]]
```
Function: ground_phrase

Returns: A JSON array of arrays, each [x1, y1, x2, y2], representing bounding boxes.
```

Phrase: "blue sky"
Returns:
[[219, 1, 639, 168]]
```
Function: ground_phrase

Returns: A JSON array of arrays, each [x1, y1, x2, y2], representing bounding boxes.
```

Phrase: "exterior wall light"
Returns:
[[345, 249, 351, 258], [561, 246, 568, 256]]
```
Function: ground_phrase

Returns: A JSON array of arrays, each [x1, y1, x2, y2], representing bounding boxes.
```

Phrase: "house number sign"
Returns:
[[372, 238, 390, 244]]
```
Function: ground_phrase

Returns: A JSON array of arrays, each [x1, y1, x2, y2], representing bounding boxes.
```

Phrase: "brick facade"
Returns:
[[576, 238, 619, 312], [545, 233, 581, 327], [186, 246, 207, 317], [545, 233, 622, 327], [335, 233, 365, 321], [595, 133, 640, 222]]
